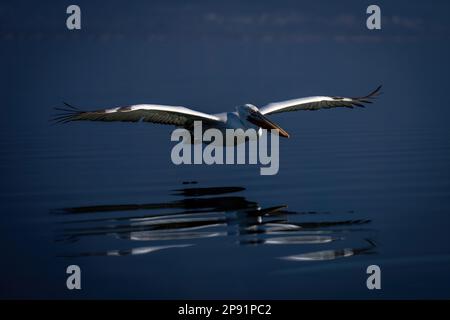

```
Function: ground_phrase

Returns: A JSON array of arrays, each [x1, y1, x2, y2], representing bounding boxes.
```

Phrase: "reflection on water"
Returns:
[[281, 239, 377, 261], [54, 186, 377, 260], [62, 244, 194, 258]]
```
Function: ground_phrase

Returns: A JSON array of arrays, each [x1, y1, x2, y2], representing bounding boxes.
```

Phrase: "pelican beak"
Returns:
[[247, 111, 290, 138]]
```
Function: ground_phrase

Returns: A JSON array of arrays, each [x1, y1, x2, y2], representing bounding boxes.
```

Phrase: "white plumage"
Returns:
[[53, 85, 381, 141]]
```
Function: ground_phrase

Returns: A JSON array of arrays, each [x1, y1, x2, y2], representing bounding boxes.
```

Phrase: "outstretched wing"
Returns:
[[52, 103, 221, 127], [259, 85, 382, 115]]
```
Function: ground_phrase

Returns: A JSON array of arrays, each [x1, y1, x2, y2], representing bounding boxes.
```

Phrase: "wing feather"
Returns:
[[52, 103, 221, 127], [259, 85, 382, 115]]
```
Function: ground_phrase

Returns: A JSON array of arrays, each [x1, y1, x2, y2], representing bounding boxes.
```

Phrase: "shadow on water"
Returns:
[[53, 186, 377, 259]]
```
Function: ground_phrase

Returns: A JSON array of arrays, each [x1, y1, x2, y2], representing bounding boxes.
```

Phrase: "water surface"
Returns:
[[1, 0, 450, 299]]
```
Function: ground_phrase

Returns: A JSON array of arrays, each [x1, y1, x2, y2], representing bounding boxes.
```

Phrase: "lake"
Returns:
[[1, 0, 450, 299]]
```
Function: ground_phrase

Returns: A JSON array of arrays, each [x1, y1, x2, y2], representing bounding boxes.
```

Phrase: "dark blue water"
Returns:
[[1, 0, 450, 299]]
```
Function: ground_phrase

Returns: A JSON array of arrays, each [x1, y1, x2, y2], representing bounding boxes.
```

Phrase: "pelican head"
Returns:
[[237, 104, 290, 138]]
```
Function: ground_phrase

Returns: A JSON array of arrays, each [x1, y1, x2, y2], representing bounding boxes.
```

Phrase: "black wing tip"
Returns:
[[63, 101, 80, 110], [50, 102, 84, 124], [367, 85, 383, 98], [355, 84, 382, 104], [345, 85, 382, 108]]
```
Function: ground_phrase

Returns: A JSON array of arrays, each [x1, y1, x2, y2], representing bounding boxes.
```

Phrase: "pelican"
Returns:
[[54, 86, 381, 144]]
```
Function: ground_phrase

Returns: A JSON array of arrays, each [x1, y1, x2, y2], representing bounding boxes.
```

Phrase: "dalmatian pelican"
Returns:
[[53, 85, 381, 143]]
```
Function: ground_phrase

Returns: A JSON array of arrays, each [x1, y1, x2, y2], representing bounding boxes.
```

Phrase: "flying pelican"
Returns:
[[54, 86, 381, 144]]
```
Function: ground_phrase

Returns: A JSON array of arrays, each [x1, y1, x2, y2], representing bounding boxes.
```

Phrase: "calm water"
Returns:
[[1, 0, 450, 299], [1, 125, 450, 299]]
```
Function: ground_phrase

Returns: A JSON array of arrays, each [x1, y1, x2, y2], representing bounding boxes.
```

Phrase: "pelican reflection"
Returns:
[[54, 186, 376, 259]]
